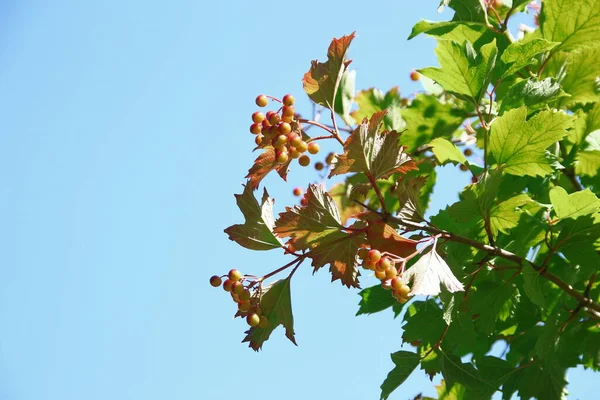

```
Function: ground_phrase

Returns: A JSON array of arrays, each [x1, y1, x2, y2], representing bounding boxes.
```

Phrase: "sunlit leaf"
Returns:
[[403, 245, 465, 296]]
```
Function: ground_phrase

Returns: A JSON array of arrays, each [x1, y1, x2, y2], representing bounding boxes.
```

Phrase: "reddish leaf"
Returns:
[[330, 111, 416, 180], [274, 184, 367, 287], [245, 147, 292, 190], [361, 216, 418, 258], [302, 32, 356, 108]]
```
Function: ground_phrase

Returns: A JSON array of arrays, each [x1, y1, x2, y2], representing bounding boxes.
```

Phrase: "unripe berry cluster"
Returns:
[[358, 248, 411, 303], [209, 269, 269, 328], [250, 94, 320, 166]]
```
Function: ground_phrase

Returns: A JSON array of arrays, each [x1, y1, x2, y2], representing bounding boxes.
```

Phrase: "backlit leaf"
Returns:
[[242, 277, 296, 351], [380, 351, 421, 400], [303, 32, 356, 109], [403, 244, 465, 296], [330, 111, 416, 180], [224, 183, 282, 250], [540, 0, 600, 52]]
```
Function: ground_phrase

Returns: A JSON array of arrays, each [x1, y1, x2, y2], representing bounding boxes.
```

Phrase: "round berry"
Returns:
[[300, 197, 309, 207], [247, 313, 260, 327], [290, 148, 301, 159], [268, 113, 281, 126], [314, 161, 324, 171], [368, 249, 382, 263], [375, 269, 387, 280], [290, 135, 303, 148], [397, 295, 409, 304], [385, 267, 397, 280], [256, 95, 268, 107], [391, 277, 404, 291], [258, 315, 269, 328], [295, 141, 308, 153], [307, 142, 320, 154], [409, 70, 420, 81], [459, 164, 469, 172], [252, 111, 265, 123], [238, 289, 251, 302], [278, 122, 292, 135], [222, 279, 234, 292], [378, 256, 393, 270], [293, 187, 303, 197], [298, 155, 310, 167], [282, 106, 295, 118], [276, 151, 289, 164], [228, 269, 242, 282], [325, 152, 336, 164], [255, 134, 264, 146], [238, 301, 251, 312], [209, 275, 222, 287], [463, 148, 473, 157], [282, 94, 295, 106], [232, 281, 245, 295], [250, 123, 262, 135]]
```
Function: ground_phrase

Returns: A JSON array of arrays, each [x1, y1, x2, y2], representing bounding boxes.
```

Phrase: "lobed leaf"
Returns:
[[380, 351, 421, 400], [224, 183, 282, 250], [403, 245, 465, 296], [540, 0, 600, 52], [242, 277, 296, 351]]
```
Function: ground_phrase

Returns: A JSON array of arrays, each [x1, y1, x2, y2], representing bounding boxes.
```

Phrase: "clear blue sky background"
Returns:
[[0, 1, 594, 399]]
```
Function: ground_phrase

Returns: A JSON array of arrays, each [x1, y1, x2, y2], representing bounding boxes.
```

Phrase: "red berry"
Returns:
[[298, 155, 310, 167], [307, 142, 320, 154], [410, 70, 420, 81], [268, 113, 281, 126], [232, 281, 245, 295], [375, 269, 386, 280], [368, 249, 382, 263], [282, 106, 295, 118], [276, 151, 289, 164], [378, 256, 393, 270], [250, 123, 262, 135], [314, 162, 324, 171], [293, 187, 303, 196], [255, 134, 264, 146], [278, 122, 292, 135], [256, 95, 268, 107], [238, 301, 251, 312], [252, 111, 265, 123], [228, 269, 242, 282], [282, 94, 295, 106], [209, 275, 222, 287], [222, 279, 234, 292], [300, 197, 309, 206]]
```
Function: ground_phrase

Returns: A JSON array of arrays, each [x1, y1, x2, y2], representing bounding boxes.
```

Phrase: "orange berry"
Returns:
[[256, 95, 268, 107], [209, 275, 222, 287], [307, 142, 320, 154], [298, 155, 310, 167], [409, 70, 420, 81], [282, 94, 295, 106]]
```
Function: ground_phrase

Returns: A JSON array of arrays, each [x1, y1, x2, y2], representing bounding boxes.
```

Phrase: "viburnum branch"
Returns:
[[560, 273, 597, 333], [360, 208, 600, 316], [423, 324, 450, 358], [329, 107, 345, 146], [298, 118, 337, 136], [366, 173, 389, 215], [252, 255, 305, 286]]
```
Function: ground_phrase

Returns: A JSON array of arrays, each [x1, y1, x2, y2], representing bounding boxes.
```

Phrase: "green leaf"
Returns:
[[468, 281, 516, 335], [549, 186, 600, 220], [440, 352, 498, 398], [356, 284, 398, 316], [330, 111, 416, 180], [419, 39, 498, 104], [522, 263, 546, 308], [489, 106, 574, 176], [242, 277, 296, 351], [351, 87, 406, 131], [224, 184, 282, 250], [499, 78, 567, 114], [334, 69, 356, 125], [540, 0, 600, 52], [500, 38, 559, 79], [489, 194, 531, 236], [546, 46, 600, 107], [400, 94, 469, 151], [402, 300, 446, 346], [576, 150, 600, 176], [446, 0, 488, 23], [380, 351, 420, 400], [448, 169, 502, 226], [430, 137, 468, 165], [302, 32, 356, 109], [408, 20, 485, 40], [393, 176, 427, 223]]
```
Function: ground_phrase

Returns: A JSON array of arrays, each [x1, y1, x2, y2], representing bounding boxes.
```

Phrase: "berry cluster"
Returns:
[[250, 94, 320, 166], [358, 249, 411, 303], [209, 269, 269, 328]]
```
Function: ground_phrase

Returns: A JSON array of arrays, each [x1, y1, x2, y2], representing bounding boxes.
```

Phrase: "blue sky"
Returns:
[[0, 1, 595, 399]]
